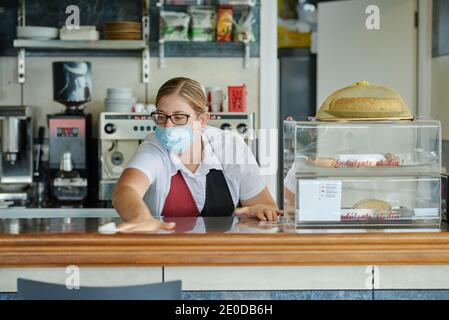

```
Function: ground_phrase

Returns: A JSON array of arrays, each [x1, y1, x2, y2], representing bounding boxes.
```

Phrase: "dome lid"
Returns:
[[316, 81, 413, 121]]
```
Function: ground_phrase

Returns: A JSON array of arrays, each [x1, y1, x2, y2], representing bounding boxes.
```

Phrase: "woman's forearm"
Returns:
[[240, 186, 279, 210], [112, 185, 155, 223]]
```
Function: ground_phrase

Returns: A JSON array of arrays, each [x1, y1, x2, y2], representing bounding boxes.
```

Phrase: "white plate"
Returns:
[[106, 105, 132, 112], [60, 30, 100, 41], [105, 104, 133, 108], [106, 93, 133, 99], [105, 97, 136, 104], [60, 26, 97, 32], [107, 88, 132, 93], [107, 88, 133, 98], [17, 26, 59, 39]]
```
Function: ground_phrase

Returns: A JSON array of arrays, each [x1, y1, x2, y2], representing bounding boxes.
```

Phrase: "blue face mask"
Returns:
[[155, 124, 193, 154]]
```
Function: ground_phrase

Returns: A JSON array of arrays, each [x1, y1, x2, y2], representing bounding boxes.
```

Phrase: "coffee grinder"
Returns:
[[48, 61, 93, 206]]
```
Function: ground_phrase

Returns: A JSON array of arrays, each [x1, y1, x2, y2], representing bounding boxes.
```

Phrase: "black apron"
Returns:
[[200, 169, 235, 217]]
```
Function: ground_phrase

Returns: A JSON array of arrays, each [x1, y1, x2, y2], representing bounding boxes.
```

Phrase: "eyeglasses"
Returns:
[[150, 112, 193, 126], [151, 111, 204, 126]]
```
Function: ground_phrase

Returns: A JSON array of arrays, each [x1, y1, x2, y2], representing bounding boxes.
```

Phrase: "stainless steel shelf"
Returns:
[[14, 39, 146, 50], [13, 0, 151, 85], [157, 0, 257, 7]]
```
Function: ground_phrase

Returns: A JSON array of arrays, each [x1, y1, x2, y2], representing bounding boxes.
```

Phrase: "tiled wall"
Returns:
[[0, 56, 260, 137]]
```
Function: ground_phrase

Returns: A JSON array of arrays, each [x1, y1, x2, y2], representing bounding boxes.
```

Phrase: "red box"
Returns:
[[228, 85, 246, 112]]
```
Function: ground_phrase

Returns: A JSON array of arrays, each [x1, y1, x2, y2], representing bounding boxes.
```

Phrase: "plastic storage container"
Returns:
[[283, 120, 442, 227], [294, 120, 441, 176], [294, 176, 440, 227], [283, 81, 442, 227]]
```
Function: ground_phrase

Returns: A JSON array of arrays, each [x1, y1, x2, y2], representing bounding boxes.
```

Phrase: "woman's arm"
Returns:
[[112, 168, 175, 232], [235, 186, 283, 221], [283, 187, 296, 221]]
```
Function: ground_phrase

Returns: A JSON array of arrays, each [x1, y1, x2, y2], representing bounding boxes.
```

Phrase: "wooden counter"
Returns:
[[1, 217, 449, 267]]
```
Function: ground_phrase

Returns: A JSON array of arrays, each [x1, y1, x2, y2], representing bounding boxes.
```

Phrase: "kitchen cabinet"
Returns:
[[2, 215, 449, 296], [0, 267, 163, 293]]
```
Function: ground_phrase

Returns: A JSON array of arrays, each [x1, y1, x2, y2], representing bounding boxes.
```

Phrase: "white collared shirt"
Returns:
[[126, 126, 266, 217], [284, 163, 296, 193]]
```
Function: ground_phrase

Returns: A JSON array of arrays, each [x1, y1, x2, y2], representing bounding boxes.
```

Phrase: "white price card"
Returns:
[[297, 180, 342, 222]]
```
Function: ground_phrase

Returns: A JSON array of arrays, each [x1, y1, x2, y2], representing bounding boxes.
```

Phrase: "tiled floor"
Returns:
[[182, 290, 373, 300], [0, 293, 17, 300], [2, 290, 449, 300], [374, 290, 449, 300]]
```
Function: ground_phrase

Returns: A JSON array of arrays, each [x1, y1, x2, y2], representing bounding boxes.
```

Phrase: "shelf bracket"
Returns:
[[244, 39, 251, 69], [17, 0, 25, 26], [17, 0, 26, 84], [142, 47, 150, 83], [157, 1, 165, 68], [18, 48, 26, 84], [159, 40, 166, 69], [142, 4, 150, 84]]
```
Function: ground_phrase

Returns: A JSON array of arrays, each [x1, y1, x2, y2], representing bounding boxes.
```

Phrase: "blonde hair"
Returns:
[[156, 77, 207, 113]]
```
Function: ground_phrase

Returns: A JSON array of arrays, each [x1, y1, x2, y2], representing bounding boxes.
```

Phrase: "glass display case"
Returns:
[[295, 120, 441, 176], [283, 119, 442, 227]]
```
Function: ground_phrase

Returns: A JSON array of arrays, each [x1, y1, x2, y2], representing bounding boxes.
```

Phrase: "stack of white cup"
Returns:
[[105, 88, 137, 112], [206, 87, 227, 113], [133, 103, 156, 113]]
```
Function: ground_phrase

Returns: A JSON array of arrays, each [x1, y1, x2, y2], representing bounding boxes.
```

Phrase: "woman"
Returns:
[[112, 77, 281, 232]]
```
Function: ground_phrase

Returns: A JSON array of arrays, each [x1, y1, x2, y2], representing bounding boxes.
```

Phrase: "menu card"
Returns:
[[296, 180, 342, 222]]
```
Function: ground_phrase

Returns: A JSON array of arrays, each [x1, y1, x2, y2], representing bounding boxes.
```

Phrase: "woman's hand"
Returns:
[[237, 187, 281, 221], [234, 205, 283, 221], [117, 217, 176, 234], [235, 217, 281, 232]]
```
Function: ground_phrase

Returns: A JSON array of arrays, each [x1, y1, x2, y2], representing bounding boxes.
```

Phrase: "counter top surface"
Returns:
[[1, 216, 449, 267], [0, 215, 443, 235]]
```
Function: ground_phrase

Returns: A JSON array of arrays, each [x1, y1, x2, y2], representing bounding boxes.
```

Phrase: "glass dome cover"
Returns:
[[316, 81, 413, 121]]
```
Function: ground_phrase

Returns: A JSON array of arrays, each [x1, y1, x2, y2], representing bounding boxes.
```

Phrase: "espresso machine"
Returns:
[[99, 112, 155, 201], [48, 61, 93, 206], [208, 112, 257, 156], [0, 106, 33, 207]]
